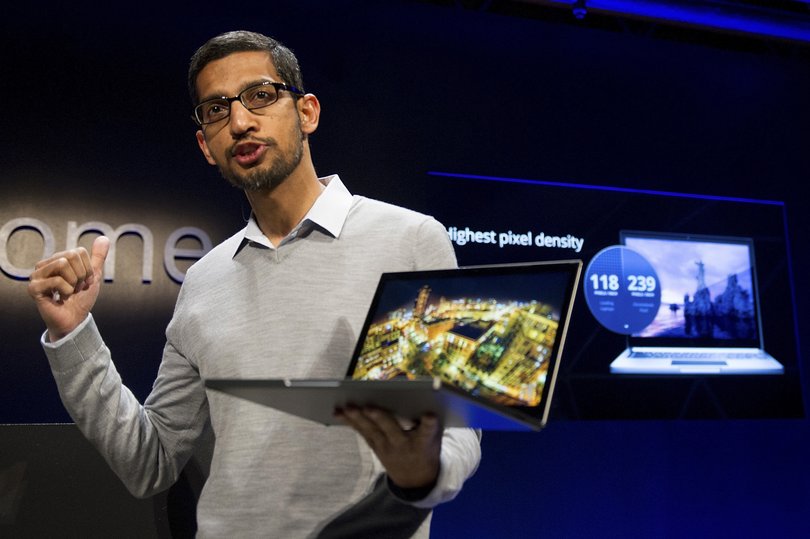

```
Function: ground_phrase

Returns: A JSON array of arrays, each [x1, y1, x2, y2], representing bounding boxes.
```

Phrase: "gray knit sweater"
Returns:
[[43, 176, 481, 538]]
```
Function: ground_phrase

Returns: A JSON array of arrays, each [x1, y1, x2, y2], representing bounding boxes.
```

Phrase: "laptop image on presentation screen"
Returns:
[[609, 230, 783, 375], [207, 260, 582, 431]]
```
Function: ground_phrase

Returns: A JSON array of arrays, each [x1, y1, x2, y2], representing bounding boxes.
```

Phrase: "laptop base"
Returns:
[[610, 347, 784, 375], [206, 378, 538, 431]]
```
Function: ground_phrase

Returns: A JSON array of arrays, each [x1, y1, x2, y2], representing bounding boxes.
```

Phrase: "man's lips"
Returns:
[[231, 142, 268, 166]]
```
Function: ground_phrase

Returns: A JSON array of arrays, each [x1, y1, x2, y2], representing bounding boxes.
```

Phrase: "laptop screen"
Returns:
[[620, 230, 763, 349], [346, 261, 581, 417]]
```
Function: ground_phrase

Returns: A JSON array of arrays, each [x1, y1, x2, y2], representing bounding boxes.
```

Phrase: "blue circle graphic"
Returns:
[[584, 245, 661, 335]]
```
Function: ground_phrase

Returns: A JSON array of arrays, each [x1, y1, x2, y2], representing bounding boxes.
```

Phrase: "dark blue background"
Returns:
[[2, 1, 808, 536]]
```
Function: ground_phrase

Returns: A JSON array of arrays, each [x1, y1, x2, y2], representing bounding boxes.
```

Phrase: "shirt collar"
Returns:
[[235, 174, 353, 256], [306, 174, 353, 238]]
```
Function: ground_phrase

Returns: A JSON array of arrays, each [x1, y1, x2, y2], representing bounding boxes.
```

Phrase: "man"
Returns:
[[27, 30, 480, 537]]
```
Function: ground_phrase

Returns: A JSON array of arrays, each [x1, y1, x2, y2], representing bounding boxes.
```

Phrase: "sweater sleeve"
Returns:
[[42, 314, 209, 498], [411, 217, 457, 271], [402, 427, 482, 508]]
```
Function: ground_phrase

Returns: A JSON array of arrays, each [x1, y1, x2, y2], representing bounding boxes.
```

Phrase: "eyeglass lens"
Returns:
[[196, 83, 282, 125]]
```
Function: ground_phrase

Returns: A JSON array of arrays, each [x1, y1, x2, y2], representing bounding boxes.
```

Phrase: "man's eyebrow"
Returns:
[[198, 78, 280, 103]]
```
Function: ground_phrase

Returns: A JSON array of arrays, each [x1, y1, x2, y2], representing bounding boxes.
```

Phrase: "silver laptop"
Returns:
[[207, 260, 582, 430], [609, 231, 783, 375]]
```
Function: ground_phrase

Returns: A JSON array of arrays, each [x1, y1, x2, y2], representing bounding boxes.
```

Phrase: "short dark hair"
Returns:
[[188, 30, 305, 105]]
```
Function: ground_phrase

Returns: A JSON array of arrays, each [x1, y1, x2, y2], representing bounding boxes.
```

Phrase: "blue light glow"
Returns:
[[548, 0, 810, 43], [426, 170, 785, 206]]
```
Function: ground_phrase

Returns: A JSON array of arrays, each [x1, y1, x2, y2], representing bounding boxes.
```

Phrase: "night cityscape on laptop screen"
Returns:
[[351, 271, 572, 407]]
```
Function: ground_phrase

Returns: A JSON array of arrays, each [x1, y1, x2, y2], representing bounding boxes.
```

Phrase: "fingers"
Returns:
[[28, 238, 108, 301], [341, 406, 402, 449], [339, 407, 442, 490], [337, 406, 440, 449], [67, 248, 93, 291], [36, 262, 81, 301], [89, 236, 111, 285], [30, 254, 86, 299], [412, 414, 441, 442]]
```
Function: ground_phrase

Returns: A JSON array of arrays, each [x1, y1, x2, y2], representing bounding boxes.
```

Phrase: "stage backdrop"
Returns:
[[2, 1, 809, 537]]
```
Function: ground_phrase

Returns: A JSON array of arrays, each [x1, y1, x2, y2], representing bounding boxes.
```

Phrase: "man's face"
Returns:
[[194, 51, 307, 192]]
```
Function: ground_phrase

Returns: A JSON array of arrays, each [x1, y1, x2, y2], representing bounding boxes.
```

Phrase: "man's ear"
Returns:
[[196, 129, 217, 166], [298, 94, 321, 136]]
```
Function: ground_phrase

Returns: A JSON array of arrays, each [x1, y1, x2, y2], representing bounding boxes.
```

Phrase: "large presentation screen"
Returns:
[[425, 172, 803, 420]]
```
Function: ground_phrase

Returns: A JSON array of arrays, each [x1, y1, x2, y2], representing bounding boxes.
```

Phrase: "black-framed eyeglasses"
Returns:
[[192, 81, 303, 126]]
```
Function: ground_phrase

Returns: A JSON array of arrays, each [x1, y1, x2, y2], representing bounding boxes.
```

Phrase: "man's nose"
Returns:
[[229, 100, 258, 135]]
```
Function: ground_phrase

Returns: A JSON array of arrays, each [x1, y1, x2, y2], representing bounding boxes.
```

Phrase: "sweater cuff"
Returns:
[[42, 314, 103, 373]]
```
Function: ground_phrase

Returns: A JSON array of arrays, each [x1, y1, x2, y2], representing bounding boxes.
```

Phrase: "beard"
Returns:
[[220, 124, 305, 192]]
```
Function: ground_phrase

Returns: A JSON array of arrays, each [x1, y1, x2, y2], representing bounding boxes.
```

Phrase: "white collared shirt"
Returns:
[[242, 174, 354, 251]]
